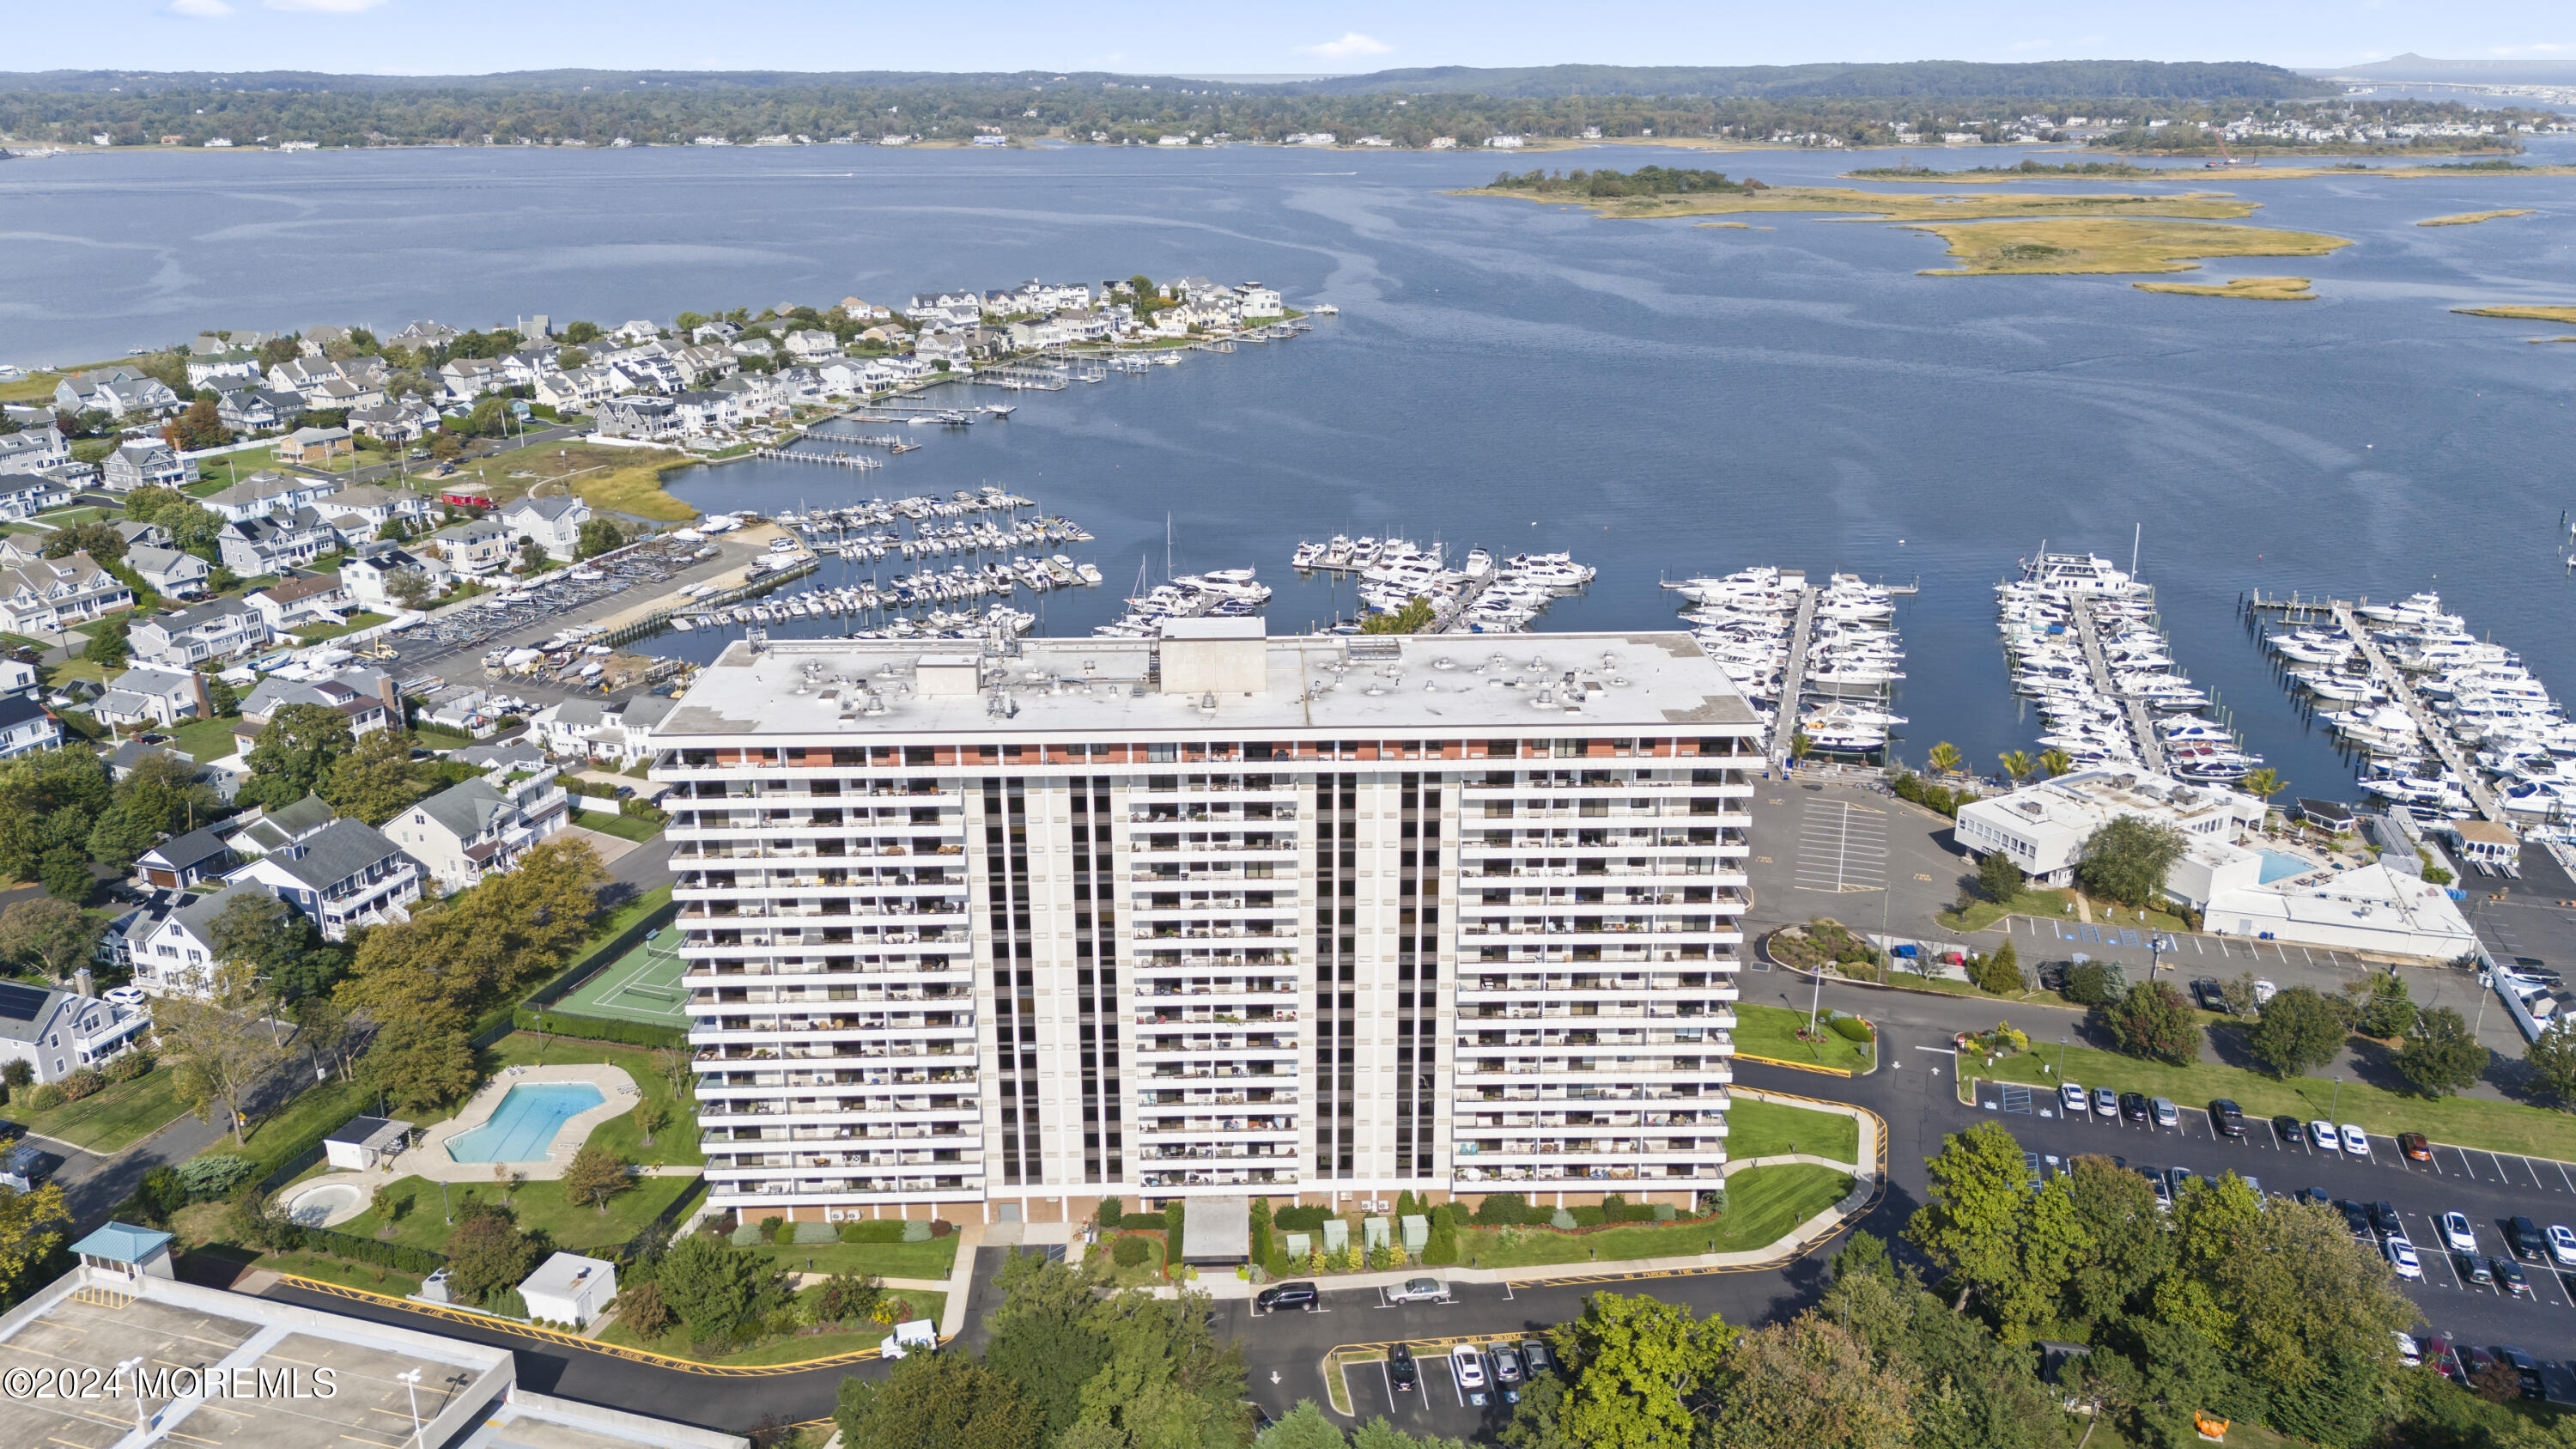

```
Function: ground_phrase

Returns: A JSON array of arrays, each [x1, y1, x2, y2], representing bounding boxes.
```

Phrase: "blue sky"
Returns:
[[11, 1, 2571, 76]]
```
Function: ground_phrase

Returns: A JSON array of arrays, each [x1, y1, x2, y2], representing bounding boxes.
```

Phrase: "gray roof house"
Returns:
[[125, 880, 270, 998], [0, 692, 60, 759], [216, 508, 337, 577], [0, 982, 152, 1083], [101, 441, 188, 495], [94, 665, 206, 729], [128, 600, 269, 670], [225, 793, 339, 858], [126, 545, 210, 599], [384, 772, 571, 891], [136, 825, 233, 891], [499, 495, 591, 561], [226, 817, 422, 941]]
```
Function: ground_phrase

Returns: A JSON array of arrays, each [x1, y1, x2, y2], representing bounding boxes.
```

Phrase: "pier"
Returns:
[[2070, 598, 2166, 774], [2330, 600, 2508, 824], [1767, 583, 1819, 764], [750, 447, 884, 470]]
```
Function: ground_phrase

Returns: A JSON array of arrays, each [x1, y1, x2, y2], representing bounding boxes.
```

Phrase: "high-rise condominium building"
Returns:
[[654, 621, 1759, 1227]]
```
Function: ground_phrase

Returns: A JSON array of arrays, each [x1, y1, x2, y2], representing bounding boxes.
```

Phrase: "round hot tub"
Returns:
[[285, 1182, 368, 1227]]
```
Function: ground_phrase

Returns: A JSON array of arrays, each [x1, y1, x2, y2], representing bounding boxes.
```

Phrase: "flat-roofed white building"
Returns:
[[653, 624, 1759, 1227], [1955, 769, 2265, 886]]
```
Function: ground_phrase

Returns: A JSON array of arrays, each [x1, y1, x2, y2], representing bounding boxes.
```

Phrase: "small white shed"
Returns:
[[324, 1116, 412, 1172], [519, 1251, 617, 1328]]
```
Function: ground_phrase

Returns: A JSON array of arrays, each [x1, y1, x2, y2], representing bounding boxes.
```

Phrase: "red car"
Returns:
[[2398, 1132, 2433, 1162]]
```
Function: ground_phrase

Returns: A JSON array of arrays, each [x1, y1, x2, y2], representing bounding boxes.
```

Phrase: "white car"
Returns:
[[2442, 1212, 2479, 1255], [2385, 1234, 2423, 1281], [2550, 1224, 2576, 1269], [2341, 1123, 2370, 1158], [2060, 1082, 2089, 1115], [2093, 1087, 2117, 1117], [2309, 1119, 2339, 1151], [2252, 978, 2278, 1004], [2396, 1331, 2421, 1368], [1451, 1343, 1489, 1403]]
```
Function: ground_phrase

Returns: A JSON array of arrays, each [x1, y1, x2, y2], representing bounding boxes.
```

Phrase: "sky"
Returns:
[[8, 0, 2573, 76]]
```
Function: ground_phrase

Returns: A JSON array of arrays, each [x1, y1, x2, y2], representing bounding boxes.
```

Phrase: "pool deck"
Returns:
[[395, 1063, 644, 1184]]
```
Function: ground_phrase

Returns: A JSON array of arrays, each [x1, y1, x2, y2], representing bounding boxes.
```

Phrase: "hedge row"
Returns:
[[511, 1006, 688, 1049], [295, 1225, 449, 1275]]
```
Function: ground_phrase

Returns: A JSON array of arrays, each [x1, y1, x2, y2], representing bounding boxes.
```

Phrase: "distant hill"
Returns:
[[0, 59, 2318, 100], [2310, 52, 2576, 84]]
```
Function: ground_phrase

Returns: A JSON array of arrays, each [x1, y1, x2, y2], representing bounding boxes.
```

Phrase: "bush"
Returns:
[[1827, 1012, 1875, 1043], [2102, 981, 2202, 1065], [1275, 1204, 1331, 1232], [730, 1221, 764, 1246], [901, 1220, 932, 1243], [758, 1215, 785, 1243], [511, 1005, 686, 1048], [1421, 1205, 1460, 1266], [2062, 959, 2127, 1007], [105, 1050, 153, 1083], [21, 1083, 64, 1111], [177, 1154, 256, 1200], [1112, 1234, 1151, 1268], [840, 1220, 909, 1244], [792, 1221, 837, 1245], [1097, 1196, 1123, 1227], [58, 1068, 105, 1102], [137, 1166, 187, 1220], [1471, 1193, 1536, 1227]]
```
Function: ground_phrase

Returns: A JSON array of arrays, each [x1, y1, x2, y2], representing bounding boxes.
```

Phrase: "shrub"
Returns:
[[177, 1154, 256, 1200], [792, 1221, 836, 1245], [901, 1220, 933, 1243], [1569, 1205, 1606, 1227], [1827, 1012, 1875, 1043], [1550, 1209, 1578, 1230], [21, 1083, 64, 1112], [2063, 959, 2127, 1007], [137, 1166, 187, 1220], [1420, 1205, 1459, 1266], [758, 1215, 784, 1243], [1275, 1204, 1331, 1232], [1, 1061, 29, 1088], [730, 1221, 764, 1246], [58, 1068, 105, 1102], [1097, 1195, 1124, 1227], [840, 1220, 908, 1244], [1112, 1233, 1151, 1268], [105, 1050, 153, 1083]]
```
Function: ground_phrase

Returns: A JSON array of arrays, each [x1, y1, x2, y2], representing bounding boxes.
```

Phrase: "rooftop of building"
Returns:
[[1964, 769, 2257, 840], [659, 630, 1755, 740]]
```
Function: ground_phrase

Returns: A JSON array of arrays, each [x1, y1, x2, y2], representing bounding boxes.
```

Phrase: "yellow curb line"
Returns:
[[1735, 1051, 1857, 1078]]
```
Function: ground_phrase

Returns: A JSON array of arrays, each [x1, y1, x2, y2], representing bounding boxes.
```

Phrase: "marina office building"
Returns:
[[653, 622, 1760, 1225]]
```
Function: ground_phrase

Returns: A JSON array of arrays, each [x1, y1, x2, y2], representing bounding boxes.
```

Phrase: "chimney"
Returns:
[[74, 967, 94, 999]]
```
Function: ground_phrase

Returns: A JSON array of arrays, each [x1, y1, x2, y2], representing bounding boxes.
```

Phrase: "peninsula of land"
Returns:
[[2132, 276, 2318, 300], [2419, 210, 2537, 227], [2455, 305, 2576, 325]]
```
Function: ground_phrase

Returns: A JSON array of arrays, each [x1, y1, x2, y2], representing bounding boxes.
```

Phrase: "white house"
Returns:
[[530, 694, 677, 764], [0, 985, 151, 1084], [1955, 770, 2264, 886], [519, 1253, 617, 1329], [342, 545, 451, 611], [128, 600, 270, 670], [204, 472, 335, 524], [0, 692, 60, 758], [94, 665, 207, 728], [216, 509, 337, 577], [383, 771, 571, 891], [313, 484, 434, 537], [246, 570, 349, 630], [427, 517, 514, 575], [0, 551, 131, 636], [0, 472, 76, 523], [499, 495, 592, 562], [0, 426, 70, 476], [125, 545, 210, 599], [783, 329, 843, 362]]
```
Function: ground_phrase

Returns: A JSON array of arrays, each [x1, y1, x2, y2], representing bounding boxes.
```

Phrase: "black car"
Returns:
[[2509, 1216, 2546, 1260], [2371, 1201, 2402, 1236], [1388, 1343, 1419, 1392], [2466, 1255, 2497, 1288], [2296, 1187, 2331, 1209], [1521, 1340, 1557, 1377], [1255, 1282, 1320, 1313], [2497, 1347, 2545, 1399], [2339, 1200, 2372, 1237], [2497, 1257, 2534, 1298], [2210, 1099, 2245, 1137], [2119, 1091, 2151, 1123], [2192, 978, 2228, 1012], [2270, 1114, 2302, 1144]]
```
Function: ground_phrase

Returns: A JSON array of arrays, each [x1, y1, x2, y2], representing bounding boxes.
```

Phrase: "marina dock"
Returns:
[[2330, 600, 2507, 824], [1766, 583, 1819, 764], [2071, 597, 2167, 774]]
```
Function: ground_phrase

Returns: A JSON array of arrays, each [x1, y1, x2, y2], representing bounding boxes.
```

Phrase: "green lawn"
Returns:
[[1456, 1165, 1854, 1268], [575, 810, 665, 843], [1728, 1098, 1861, 1164], [750, 1236, 959, 1282], [4, 1068, 190, 1154], [595, 1281, 943, 1363], [1094, 1232, 1169, 1289], [167, 715, 246, 763], [235, 1076, 377, 1178], [329, 1170, 697, 1256], [1972, 1035, 2576, 1161], [412, 723, 478, 751], [256, 1248, 428, 1300], [1735, 1002, 1875, 1072], [486, 1032, 701, 1167]]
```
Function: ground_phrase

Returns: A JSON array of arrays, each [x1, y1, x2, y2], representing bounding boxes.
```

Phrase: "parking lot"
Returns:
[[381, 531, 766, 683]]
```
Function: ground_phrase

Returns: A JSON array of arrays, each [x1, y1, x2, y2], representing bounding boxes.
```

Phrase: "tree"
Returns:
[[82, 614, 129, 669], [1361, 594, 1436, 634], [0, 1181, 71, 1306], [45, 521, 129, 564], [2392, 1006, 2484, 1098], [161, 395, 232, 451], [362, 1017, 477, 1112], [983, 1251, 1114, 1444], [2075, 815, 2189, 908], [2101, 981, 2200, 1064], [2357, 975, 2418, 1040], [155, 961, 286, 1144], [560, 1142, 633, 1213], [2060, 1154, 2177, 1330], [323, 727, 427, 826], [2239, 767, 2285, 803], [446, 1203, 545, 1305], [518, 537, 547, 571], [1926, 742, 1961, 776], [1970, 941, 2023, 995], [2246, 985, 2348, 1079], [2217, 971, 2260, 1018], [85, 801, 157, 874], [1905, 1121, 2031, 1312], [240, 703, 355, 809], [1701, 1313, 1915, 1449], [2529, 1021, 2576, 1104], [656, 1234, 787, 1341], [1555, 1290, 1735, 1449], [0, 898, 104, 984], [292, 993, 354, 1080], [1257, 1401, 1350, 1449], [1996, 750, 2034, 785], [576, 517, 625, 559], [620, 1279, 671, 1340], [2038, 748, 2073, 779], [37, 845, 92, 907], [386, 568, 435, 609], [2061, 959, 2125, 1008], [1976, 849, 2022, 904], [835, 1352, 1041, 1449]]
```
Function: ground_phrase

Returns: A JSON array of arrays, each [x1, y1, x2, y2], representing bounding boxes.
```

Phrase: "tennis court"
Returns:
[[548, 929, 690, 1028]]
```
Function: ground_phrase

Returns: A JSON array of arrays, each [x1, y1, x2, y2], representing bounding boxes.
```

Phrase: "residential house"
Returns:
[[297, 326, 351, 357], [0, 983, 150, 1081], [226, 817, 422, 941], [274, 426, 350, 466], [122, 880, 267, 998], [531, 693, 677, 764], [53, 368, 180, 419], [216, 508, 337, 577], [125, 545, 210, 599], [728, 336, 775, 360], [386, 320, 459, 350], [425, 516, 513, 575], [838, 297, 892, 320], [236, 670, 394, 746], [0, 693, 61, 758], [668, 343, 738, 387], [711, 371, 788, 417], [0, 657, 38, 698], [128, 600, 269, 670], [101, 441, 189, 495], [498, 495, 592, 561], [184, 350, 264, 388], [534, 367, 617, 413], [313, 484, 433, 538], [246, 570, 349, 630], [340, 545, 450, 611], [347, 402, 434, 444], [204, 472, 333, 523], [905, 291, 984, 328], [0, 472, 75, 524], [112, 521, 171, 551], [912, 332, 969, 368], [210, 386, 295, 434], [592, 395, 677, 439], [690, 320, 742, 344], [440, 358, 504, 401], [667, 390, 738, 435], [769, 365, 829, 406], [1238, 286, 1283, 320], [610, 320, 661, 344], [222, 794, 338, 859], [94, 665, 207, 728], [384, 771, 571, 890], [783, 329, 842, 362], [0, 552, 131, 635], [0, 425, 70, 475], [135, 825, 232, 890], [106, 738, 190, 781]]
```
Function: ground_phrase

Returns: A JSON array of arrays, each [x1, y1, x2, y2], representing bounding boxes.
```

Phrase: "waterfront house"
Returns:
[[313, 484, 433, 537], [94, 665, 207, 729], [0, 426, 70, 476], [914, 332, 970, 368], [101, 440, 188, 494], [0, 552, 131, 635], [499, 495, 591, 561], [215, 508, 337, 576], [385, 771, 571, 891], [611, 320, 661, 344], [237, 667, 395, 740], [128, 600, 269, 670], [298, 326, 351, 357], [668, 390, 739, 435], [204, 472, 334, 523], [531, 692, 677, 764], [711, 372, 787, 417], [54, 368, 180, 419], [594, 394, 677, 439], [387, 320, 459, 350], [347, 403, 430, 444], [341, 545, 450, 611], [670, 342, 738, 386], [211, 385, 289, 434], [1238, 286, 1283, 320], [839, 297, 892, 320], [225, 817, 422, 941], [783, 329, 842, 363], [184, 350, 264, 389], [690, 320, 741, 344], [426, 516, 514, 575], [126, 545, 210, 598], [275, 426, 350, 466], [246, 570, 349, 630]]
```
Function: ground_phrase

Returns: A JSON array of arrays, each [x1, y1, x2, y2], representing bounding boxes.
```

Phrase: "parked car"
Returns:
[[2061, 1081, 2089, 1115], [2297, 1187, 2331, 1209], [2271, 1114, 2303, 1144], [2386, 1234, 2424, 1280], [2341, 1123, 2371, 1157], [1388, 1344, 1418, 1392], [2151, 1097, 2178, 1129], [2119, 1091, 2151, 1123], [2191, 977, 2228, 1012], [2458, 1345, 2502, 1389], [2339, 1199, 2372, 1238], [2147, 1169, 2174, 1212], [2371, 1201, 2402, 1237], [1256, 1282, 1320, 1313], [2443, 1212, 2479, 1255], [1493, 1344, 1525, 1403], [2210, 1099, 2245, 1137], [1385, 1277, 1446, 1305], [2396, 1331, 2421, 1368], [2425, 1333, 2464, 1384], [2093, 1086, 2117, 1117], [2498, 1346, 2545, 1399], [2498, 1257, 2534, 1299], [2465, 1255, 2497, 1288], [2549, 1224, 2576, 1268], [2252, 978, 2279, 1005], [1451, 1343, 1488, 1404], [2398, 1132, 2432, 1162], [1521, 1339, 1557, 1377], [2510, 1217, 2547, 1260], [2309, 1119, 2340, 1151]]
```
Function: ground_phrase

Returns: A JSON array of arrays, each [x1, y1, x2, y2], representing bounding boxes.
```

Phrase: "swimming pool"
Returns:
[[444, 1082, 607, 1163], [2257, 850, 2312, 886]]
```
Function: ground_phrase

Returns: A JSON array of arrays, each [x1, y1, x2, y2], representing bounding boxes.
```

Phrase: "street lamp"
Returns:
[[2057, 1035, 2069, 1077], [2329, 1075, 2343, 1121], [117, 1355, 145, 1434], [398, 1368, 424, 1449]]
